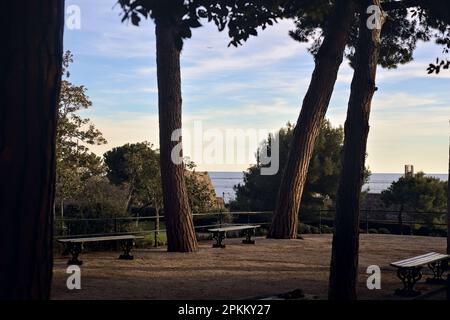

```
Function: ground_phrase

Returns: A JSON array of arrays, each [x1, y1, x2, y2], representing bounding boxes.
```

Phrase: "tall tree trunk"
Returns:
[[155, 207, 160, 248], [155, 18, 198, 252], [268, 0, 357, 239], [447, 129, 450, 254], [328, 0, 384, 300], [0, 0, 64, 299]]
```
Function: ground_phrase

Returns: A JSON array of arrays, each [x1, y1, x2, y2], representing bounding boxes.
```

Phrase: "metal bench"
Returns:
[[207, 225, 260, 248], [390, 252, 450, 296], [57, 235, 144, 265]]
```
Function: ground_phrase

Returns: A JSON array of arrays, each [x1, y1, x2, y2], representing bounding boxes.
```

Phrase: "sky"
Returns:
[[64, 0, 450, 174]]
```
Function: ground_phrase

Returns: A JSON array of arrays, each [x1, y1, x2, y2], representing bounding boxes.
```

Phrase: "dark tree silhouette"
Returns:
[[327, 0, 450, 298], [233, 121, 364, 214], [447, 131, 450, 254], [0, 1, 64, 299], [328, 0, 385, 300], [268, 0, 357, 239], [119, 1, 200, 252], [448, 133, 450, 254], [270, 0, 449, 239]]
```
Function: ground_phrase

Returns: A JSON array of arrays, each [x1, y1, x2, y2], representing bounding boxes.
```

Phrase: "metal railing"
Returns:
[[53, 211, 273, 239], [53, 209, 448, 240], [313, 209, 447, 235]]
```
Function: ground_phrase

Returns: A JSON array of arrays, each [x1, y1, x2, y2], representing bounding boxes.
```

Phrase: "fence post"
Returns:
[[319, 209, 322, 234], [319, 210, 322, 234], [154, 219, 158, 248]]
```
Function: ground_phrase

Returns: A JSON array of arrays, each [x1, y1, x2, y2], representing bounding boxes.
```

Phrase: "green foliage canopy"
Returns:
[[381, 172, 448, 213], [56, 51, 107, 202], [118, 0, 287, 48], [104, 143, 217, 213], [232, 120, 369, 215]]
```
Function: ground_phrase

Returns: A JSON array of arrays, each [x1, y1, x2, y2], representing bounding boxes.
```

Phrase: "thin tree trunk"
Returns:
[[268, 0, 357, 239], [328, 0, 384, 300], [125, 186, 134, 213], [0, 0, 64, 299], [155, 17, 198, 252]]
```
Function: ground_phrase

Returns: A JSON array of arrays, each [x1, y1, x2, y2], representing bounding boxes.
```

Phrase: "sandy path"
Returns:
[[52, 234, 447, 300]]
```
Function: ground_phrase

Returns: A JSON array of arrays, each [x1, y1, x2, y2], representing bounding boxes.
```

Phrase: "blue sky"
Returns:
[[64, 0, 450, 173]]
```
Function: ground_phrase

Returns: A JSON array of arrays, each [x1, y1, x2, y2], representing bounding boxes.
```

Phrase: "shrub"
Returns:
[[299, 223, 311, 234], [256, 228, 268, 236], [416, 226, 430, 236], [320, 225, 333, 234], [377, 228, 391, 234], [310, 226, 320, 234], [136, 232, 168, 248], [368, 228, 378, 234]]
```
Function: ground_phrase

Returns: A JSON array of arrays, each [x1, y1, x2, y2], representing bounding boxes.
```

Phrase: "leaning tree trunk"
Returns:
[[268, 0, 357, 239], [0, 1, 64, 299], [155, 17, 198, 252], [328, 0, 385, 300]]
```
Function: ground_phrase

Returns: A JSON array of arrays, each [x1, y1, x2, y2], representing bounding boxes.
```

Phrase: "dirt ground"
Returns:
[[51, 234, 448, 300]]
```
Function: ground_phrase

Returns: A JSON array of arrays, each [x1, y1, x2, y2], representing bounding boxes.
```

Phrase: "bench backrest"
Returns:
[[57, 235, 143, 243], [208, 225, 261, 233]]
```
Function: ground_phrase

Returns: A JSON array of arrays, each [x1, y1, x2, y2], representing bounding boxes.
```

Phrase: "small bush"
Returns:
[[136, 232, 168, 248], [299, 223, 311, 234], [368, 228, 378, 234], [310, 226, 320, 234], [416, 226, 430, 236], [320, 225, 333, 234], [256, 228, 268, 236], [377, 228, 391, 234]]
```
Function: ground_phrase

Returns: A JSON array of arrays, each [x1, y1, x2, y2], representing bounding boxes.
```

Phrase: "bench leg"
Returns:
[[119, 239, 135, 260], [212, 232, 226, 248], [242, 228, 255, 245], [426, 260, 448, 284], [67, 242, 83, 265], [394, 267, 422, 297]]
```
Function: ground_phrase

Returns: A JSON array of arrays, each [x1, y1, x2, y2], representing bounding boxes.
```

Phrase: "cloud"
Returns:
[[89, 113, 160, 155], [64, 1, 450, 173]]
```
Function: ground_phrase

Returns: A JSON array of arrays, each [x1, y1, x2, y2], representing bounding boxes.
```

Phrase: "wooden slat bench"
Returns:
[[57, 235, 144, 265], [207, 225, 260, 248], [390, 252, 450, 296]]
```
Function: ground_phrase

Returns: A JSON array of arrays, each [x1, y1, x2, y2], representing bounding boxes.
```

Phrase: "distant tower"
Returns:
[[404, 164, 414, 177]]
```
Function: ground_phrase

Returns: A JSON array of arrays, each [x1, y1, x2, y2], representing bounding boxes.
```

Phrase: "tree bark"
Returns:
[[447, 129, 450, 254], [328, 0, 384, 300], [155, 207, 160, 248], [0, 1, 64, 299], [155, 18, 198, 252], [268, 0, 357, 239]]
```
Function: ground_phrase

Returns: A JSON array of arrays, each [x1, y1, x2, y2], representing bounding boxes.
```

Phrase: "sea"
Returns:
[[208, 172, 448, 203]]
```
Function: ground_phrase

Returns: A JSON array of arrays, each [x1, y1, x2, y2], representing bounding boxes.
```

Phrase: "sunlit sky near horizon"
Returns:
[[64, 0, 450, 174]]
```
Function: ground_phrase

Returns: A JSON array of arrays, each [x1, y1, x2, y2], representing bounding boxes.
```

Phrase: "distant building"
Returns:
[[404, 164, 414, 177]]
